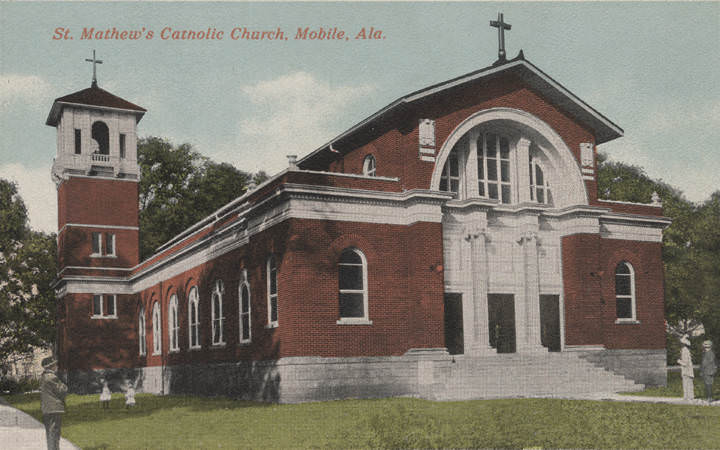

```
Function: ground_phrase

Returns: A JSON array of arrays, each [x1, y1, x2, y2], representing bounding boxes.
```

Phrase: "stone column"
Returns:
[[516, 138, 532, 203], [466, 225, 494, 356], [517, 230, 546, 353]]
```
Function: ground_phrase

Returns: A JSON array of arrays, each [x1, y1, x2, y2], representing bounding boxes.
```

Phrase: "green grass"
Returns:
[[625, 370, 719, 398], [5, 393, 720, 449]]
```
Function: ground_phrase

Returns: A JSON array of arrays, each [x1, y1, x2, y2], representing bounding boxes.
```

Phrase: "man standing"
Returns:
[[678, 334, 694, 401], [40, 357, 67, 450], [701, 340, 717, 403]]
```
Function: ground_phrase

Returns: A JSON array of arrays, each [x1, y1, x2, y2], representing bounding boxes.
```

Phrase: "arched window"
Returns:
[[362, 155, 376, 177], [168, 294, 179, 352], [615, 262, 636, 320], [138, 308, 146, 356], [477, 132, 511, 203], [188, 286, 200, 349], [529, 153, 551, 204], [439, 147, 460, 194], [267, 256, 278, 327], [211, 280, 225, 345], [152, 302, 162, 355], [91, 121, 110, 155], [338, 248, 369, 321], [239, 275, 251, 343]]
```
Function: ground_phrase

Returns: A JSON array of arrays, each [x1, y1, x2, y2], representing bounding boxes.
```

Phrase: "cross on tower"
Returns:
[[490, 13, 512, 62], [85, 50, 103, 87]]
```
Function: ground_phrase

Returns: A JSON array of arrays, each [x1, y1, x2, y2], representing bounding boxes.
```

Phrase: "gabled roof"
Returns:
[[298, 52, 624, 169], [46, 83, 146, 126]]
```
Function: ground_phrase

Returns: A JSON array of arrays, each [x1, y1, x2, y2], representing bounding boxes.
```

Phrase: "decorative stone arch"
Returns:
[[329, 233, 378, 266], [430, 107, 588, 206]]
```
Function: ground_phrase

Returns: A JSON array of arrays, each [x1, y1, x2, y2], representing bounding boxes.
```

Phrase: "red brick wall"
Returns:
[[58, 227, 138, 269], [562, 234, 665, 350], [58, 177, 139, 228]]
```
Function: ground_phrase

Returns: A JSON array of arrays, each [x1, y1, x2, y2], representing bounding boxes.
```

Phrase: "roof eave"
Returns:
[[45, 101, 146, 127]]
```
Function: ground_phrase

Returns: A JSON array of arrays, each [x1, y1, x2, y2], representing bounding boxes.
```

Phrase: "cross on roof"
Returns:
[[85, 50, 103, 87], [490, 13, 512, 62]]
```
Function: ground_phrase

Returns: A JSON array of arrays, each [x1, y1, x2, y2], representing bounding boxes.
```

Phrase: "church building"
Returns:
[[50, 20, 670, 402]]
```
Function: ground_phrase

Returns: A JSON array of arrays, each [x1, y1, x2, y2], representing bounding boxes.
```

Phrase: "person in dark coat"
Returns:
[[40, 357, 67, 450], [701, 340, 717, 403]]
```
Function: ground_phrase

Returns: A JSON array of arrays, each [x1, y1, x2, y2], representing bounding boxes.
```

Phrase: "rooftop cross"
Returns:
[[490, 13, 512, 62], [85, 50, 103, 87]]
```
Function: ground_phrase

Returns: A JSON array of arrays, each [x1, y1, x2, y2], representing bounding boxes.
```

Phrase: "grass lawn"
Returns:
[[625, 370, 719, 398], [6, 393, 720, 449]]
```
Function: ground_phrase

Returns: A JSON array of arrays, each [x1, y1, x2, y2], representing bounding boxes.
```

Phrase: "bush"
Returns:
[[0, 376, 40, 394]]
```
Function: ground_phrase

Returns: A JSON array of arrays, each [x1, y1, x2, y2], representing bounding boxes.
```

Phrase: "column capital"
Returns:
[[517, 230, 539, 245], [464, 225, 489, 241], [516, 137, 532, 150]]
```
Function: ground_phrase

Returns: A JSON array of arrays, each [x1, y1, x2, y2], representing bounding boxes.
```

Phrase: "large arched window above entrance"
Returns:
[[432, 108, 587, 207], [91, 121, 110, 155]]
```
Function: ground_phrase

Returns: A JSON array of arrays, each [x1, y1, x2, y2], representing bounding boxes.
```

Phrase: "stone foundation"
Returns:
[[575, 349, 667, 386]]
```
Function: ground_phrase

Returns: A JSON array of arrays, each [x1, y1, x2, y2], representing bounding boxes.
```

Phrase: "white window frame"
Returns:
[[239, 270, 252, 344], [337, 248, 371, 325], [168, 294, 179, 352], [91, 232, 102, 256], [211, 280, 225, 346], [529, 154, 551, 205], [152, 302, 162, 355], [362, 154, 376, 177], [267, 256, 278, 328], [439, 147, 462, 195], [105, 233, 116, 257], [91, 294, 117, 319], [138, 308, 146, 356], [477, 132, 512, 204], [615, 261, 637, 322], [188, 286, 201, 349]]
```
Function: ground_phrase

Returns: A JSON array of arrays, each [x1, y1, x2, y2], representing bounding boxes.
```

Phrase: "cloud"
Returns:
[[0, 163, 56, 233], [0, 74, 53, 109], [234, 72, 374, 174]]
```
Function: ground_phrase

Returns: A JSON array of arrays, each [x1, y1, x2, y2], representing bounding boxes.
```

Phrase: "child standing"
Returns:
[[99, 380, 111, 409], [125, 381, 136, 409]]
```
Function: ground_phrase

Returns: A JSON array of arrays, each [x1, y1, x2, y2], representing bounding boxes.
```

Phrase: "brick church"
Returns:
[[50, 20, 670, 402]]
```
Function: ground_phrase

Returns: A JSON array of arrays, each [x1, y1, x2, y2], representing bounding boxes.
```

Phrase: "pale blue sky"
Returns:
[[1, 2, 718, 232]]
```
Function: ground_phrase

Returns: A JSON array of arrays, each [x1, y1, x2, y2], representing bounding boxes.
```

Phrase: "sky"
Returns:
[[1, 1, 718, 233]]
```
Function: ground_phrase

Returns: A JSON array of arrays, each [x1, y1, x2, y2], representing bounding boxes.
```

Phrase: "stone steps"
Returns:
[[433, 352, 644, 400]]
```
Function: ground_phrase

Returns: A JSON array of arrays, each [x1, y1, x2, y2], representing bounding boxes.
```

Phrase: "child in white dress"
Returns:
[[99, 380, 111, 409]]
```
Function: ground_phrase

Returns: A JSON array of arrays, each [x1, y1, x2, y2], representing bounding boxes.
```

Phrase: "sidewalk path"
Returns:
[[0, 397, 79, 450]]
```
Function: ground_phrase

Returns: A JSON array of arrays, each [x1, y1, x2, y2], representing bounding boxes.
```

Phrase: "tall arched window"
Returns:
[[338, 248, 369, 321], [211, 280, 225, 345], [239, 276, 251, 343], [138, 308, 146, 356], [91, 121, 110, 155], [168, 294, 179, 352], [529, 153, 551, 204], [362, 155, 376, 177], [615, 262, 636, 321], [188, 286, 200, 349], [267, 256, 278, 327], [152, 302, 162, 355]]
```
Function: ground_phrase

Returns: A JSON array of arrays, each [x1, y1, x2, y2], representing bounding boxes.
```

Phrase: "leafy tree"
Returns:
[[597, 153, 719, 362], [0, 179, 57, 367], [138, 137, 265, 260]]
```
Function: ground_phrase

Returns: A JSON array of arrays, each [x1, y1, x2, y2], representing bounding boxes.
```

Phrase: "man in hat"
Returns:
[[701, 340, 717, 403], [40, 356, 67, 450]]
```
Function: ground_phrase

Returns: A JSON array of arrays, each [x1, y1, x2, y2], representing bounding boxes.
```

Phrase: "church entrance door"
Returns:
[[488, 294, 516, 353], [540, 294, 561, 351], [444, 294, 464, 355]]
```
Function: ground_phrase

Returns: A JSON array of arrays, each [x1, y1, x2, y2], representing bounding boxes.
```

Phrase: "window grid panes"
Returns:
[[93, 294, 102, 316], [477, 133, 511, 203], [439, 149, 460, 194], [615, 262, 636, 320], [91, 232, 102, 255], [138, 309, 146, 355], [152, 302, 162, 355], [529, 154, 551, 204], [240, 283, 251, 342], [169, 295, 179, 351], [267, 257, 278, 325], [363, 155, 376, 177], [338, 248, 367, 319]]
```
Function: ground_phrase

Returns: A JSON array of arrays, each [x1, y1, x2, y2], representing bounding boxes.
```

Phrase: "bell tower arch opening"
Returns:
[[91, 121, 110, 155]]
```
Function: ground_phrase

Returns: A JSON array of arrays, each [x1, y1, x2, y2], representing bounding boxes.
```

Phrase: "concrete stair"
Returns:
[[433, 351, 644, 400]]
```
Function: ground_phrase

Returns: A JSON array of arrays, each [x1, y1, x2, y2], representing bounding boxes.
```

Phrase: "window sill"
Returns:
[[238, 340, 252, 346], [151, 351, 161, 356], [265, 323, 278, 329], [336, 318, 373, 325], [615, 319, 641, 325], [90, 315, 117, 320], [90, 254, 117, 259], [168, 349, 180, 354], [189, 346, 202, 351], [211, 342, 227, 348]]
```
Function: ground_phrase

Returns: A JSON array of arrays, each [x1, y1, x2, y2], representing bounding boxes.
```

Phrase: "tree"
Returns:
[[597, 153, 720, 362], [0, 179, 57, 366], [138, 137, 266, 260]]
